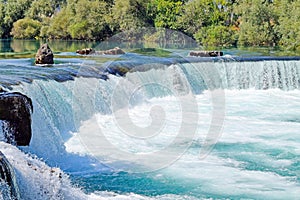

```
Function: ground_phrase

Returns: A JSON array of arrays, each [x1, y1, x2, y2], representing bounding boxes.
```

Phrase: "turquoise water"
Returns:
[[1, 40, 300, 199]]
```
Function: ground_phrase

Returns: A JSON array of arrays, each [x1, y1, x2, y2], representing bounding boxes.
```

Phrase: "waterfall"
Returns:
[[7, 59, 299, 168], [1, 57, 300, 199], [216, 60, 300, 90]]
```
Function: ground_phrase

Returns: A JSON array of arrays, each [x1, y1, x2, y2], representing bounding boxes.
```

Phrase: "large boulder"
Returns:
[[189, 51, 223, 57], [0, 151, 20, 200], [0, 90, 33, 146], [35, 43, 54, 64]]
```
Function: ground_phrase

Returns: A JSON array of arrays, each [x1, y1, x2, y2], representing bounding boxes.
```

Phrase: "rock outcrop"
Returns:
[[102, 47, 125, 55], [0, 90, 33, 146], [189, 51, 223, 57], [76, 48, 95, 55], [0, 151, 20, 200], [76, 47, 125, 55], [35, 43, 54, 64]]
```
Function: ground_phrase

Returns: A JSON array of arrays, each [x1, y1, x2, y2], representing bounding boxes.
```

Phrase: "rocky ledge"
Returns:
[[76, 47, 125, 55], [189, 51, 223, 57]]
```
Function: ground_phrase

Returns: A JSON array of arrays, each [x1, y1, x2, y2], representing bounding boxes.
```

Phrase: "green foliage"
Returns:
[[177, 0, 214, 36], [235, 0, 279, 46], [70, 0, 110, 40], [69, 21, 89, 39], [26, 0, 65, 21], [194, 25, 235, 47], [0, 0, 300, 50], [111, 0, 152, 32], [2, 0, 33, 37], [44, 0, 111, 40], [0, 1, 5, 37], [46, 7, 71, 39], [11, 18, 41, 39], [149, 0, 184, 29], [277, 0, 300, 50], [177, 0, 235, 46]]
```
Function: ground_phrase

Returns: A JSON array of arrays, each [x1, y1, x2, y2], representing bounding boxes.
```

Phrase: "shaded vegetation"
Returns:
[[0, 0, 300, 49]]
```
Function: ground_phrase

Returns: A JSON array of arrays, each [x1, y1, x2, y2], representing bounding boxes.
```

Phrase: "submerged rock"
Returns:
[[102, 47, 125, 55], [35, 43, 54, 64], [189, 51, 223, 57], [76, 48, 95, 55], [0, 151, 20, 200], [0, 92, 33, 146], [76, 47, 125, 55]]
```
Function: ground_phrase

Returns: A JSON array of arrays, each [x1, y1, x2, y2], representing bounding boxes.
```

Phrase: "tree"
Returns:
[[148, 0, 185, 30], [26, 0, 66, 21], [194, 25, 235, 47], [177, 0, 212, 36], [234, 0, 279, 46], [44, 0, 111, 40], [11, 18, 41, 39], [2, 0, 32, 37], [178, 0, 235, 46], [45, 7, 72, 39], [0, 1, 5, 37], [67, 0, 111, 40], [111, 0, 152, 32], [277, 0, 300, 50]]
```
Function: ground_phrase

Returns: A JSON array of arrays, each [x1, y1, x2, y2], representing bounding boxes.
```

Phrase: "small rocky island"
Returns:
[[189, 51, 223, 57], [76, 47, 125, 55], [35, 43, 54, 64]]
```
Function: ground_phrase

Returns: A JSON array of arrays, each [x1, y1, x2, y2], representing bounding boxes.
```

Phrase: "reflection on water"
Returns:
[[1, 39, 300, 59], [0, 39, 97, 55], [0, 39, 197, 59]]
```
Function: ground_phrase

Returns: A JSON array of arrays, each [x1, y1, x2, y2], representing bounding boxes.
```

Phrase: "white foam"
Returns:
[[2, 142, 194, 200], [0, 142, 86, 200], [65, 89, 300, 198]]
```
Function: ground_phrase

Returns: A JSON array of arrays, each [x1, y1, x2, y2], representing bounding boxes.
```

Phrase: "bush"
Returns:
[[46, 8, 71, 39], [277, 0, 300, 50], [234, 0, 279, 46], [11, 18, 41, 39], [194, 25, 235, 47]]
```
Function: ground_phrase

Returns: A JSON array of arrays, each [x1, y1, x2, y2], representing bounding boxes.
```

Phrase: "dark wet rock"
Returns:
[[76, 48, 95, 55], [189, 51, 223, 57], [0, 92, 33, 146], [105, 65, 131, 76], [0, 87, 6, 93], [0, 151, 20, 200], [76, 47, 125, 55], [35, 43, 54, 64]]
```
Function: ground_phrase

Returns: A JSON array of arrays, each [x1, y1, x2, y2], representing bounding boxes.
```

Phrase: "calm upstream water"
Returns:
[[0, 39, 300, 199]]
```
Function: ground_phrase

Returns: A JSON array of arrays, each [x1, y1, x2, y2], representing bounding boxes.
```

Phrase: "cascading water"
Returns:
[[217, 60, 300, 90], [1, 55, 300, 199]]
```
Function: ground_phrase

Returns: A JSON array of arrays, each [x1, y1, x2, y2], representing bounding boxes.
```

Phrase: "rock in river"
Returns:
[[35, 43, 54, 64], [189, 51, 223, 57], [0, 90, 33, 146], [76, 47, 125, 55]]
